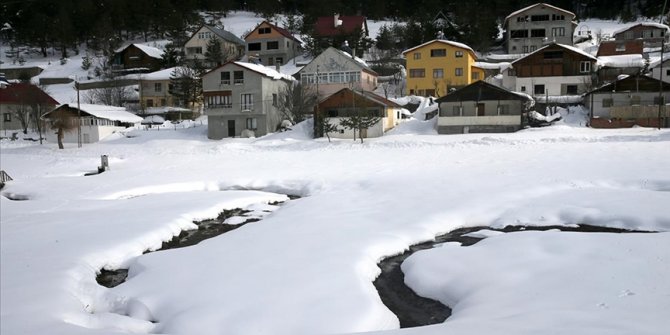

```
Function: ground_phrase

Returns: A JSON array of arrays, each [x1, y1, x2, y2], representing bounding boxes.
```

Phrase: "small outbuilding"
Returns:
[[42, 104, 142, 144]]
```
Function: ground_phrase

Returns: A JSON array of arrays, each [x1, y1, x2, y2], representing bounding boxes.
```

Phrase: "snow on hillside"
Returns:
[[2, 123, 669, 335]]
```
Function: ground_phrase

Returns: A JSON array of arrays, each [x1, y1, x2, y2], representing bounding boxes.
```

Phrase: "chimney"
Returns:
[[334, 13, 341, 28]]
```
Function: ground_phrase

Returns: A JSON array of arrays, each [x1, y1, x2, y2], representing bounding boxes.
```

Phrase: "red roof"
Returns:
[[244, 21, 301, 43], [0, 83, 59, 105], [314, 15, 367, 37]]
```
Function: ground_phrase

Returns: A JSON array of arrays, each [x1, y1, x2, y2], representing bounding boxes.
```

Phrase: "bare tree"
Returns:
[[83, 84, 133, 106], [276, 82, 318, 124], [48, 108, 77, 149], [169, 65, 203, 112]]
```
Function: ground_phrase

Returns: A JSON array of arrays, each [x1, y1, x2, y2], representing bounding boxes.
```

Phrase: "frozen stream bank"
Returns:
[[374, 224, 655, 328]]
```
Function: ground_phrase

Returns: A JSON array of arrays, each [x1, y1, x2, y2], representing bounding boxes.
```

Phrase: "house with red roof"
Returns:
[[244, 21, 303, 67], [0, 83, 59, 132], [312, 14, 370, 56]]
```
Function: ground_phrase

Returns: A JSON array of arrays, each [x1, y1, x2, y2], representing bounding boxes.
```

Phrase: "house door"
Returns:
[[83, 133, 90, 143], [360, 128, 368, 138], [477, 103, 485, 116], [227, 120, 235, 137]]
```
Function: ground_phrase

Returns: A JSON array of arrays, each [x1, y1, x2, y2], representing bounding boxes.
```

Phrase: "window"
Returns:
[[187, 47, 202, 54], [413, 53, 421, 60], [511, 30, 529, 38], [268, 57, 274, 65], [520, 85, 526, 92], [455, 68, 463, 76], [523, 46, 529, 53], [3, 113, 10, 122], [241, 94, 254, 110], [643, 30, 652, 38], [267, 41, 279, 50], [259, 27, 271, 34], [146, 99, 154, 107], [654, 96, 665, 105], [534, 84, 545, 95], [552, 14, 565, 21], [409, 69, 425, 78], [234, 71, 244, 84], [530, 46, 537, 52], [544, 51, 563, 59], [221, 72, 231, 84], [471, 72, 479, 80], [198, 32, 212, 39], [248, 43, 261, 51], [616, 43, 626, 52], [276, 57, 283, 65], [272, 93, 278, 107], [154, 83, 162, 92], [666, 69, 670, 76], [430, 49, 446, 57], [160, 98, 166, 106], [624, 31, 634, 39], [580, 61, 591, 73], [452, 106, 463, 116], [602, 98, 613, 107], [531, 14, 550, 21], [531, 29, 546, 38], [327, 110, 338, 117], [552, 27, 565, 37], [455, 51, 464, 58], [206, 92, 232, 108], [246, 117, 258, 129], [433, 69, 444, 78], [497, 105, 510, 115]]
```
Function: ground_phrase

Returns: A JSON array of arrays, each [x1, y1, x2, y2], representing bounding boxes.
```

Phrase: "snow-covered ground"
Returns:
[[2, 121, 669, 335]]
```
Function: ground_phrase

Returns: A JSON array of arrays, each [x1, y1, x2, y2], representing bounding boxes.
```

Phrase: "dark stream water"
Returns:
[[96, 199, 292, 288], [373, 224, 654, 328]]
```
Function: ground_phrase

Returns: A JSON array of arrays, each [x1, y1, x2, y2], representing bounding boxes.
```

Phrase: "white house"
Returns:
[[42, 104, 142, 144]]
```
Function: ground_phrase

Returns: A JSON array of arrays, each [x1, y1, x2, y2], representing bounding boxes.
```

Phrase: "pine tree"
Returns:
[[204, 38, 224, 67]]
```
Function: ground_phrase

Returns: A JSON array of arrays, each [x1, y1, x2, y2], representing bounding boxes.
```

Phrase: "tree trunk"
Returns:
[[57, 129, 64, 149]]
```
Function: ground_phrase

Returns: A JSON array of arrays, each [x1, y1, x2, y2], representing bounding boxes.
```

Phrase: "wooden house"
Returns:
[[112, 44, 164, 74], [41, 104, 142, 144]]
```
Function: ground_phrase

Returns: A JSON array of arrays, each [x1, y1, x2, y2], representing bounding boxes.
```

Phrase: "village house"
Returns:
[[112, 43, 164, 74], [504, 3, 577, 54], [184, 25, 245, 68], [403, 39, 484, 97], [139, 67, 197, 120], [612, 22, 669, 49], [650, 59, 670, 83], [298, 47, 378, 97], [596, 54, 645, 84], [41, 104, 142, 144], [317, 87, 404, 139], [585, 74, 670, 128], [244, 20, 302, 66], [0, 83, 59, 132], [312, 14, 370, 56], [435, 80, 532, 134], [502, 43, 597, 97], [202, 61, 293, 139], [596, 39, 644, 57]]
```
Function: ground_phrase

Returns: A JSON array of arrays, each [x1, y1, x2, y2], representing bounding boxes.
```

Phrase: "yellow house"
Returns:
[[403, 39, 484, 97]]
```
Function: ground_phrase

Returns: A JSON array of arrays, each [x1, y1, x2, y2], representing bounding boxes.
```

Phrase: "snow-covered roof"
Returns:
[[612, 22, 670, 37], [144, 106, 192, 115], [46, 103, 143, 123], [233, 61, 296, 81], [141, 67, 179, 81], [115, 44, 164, 60], [141, 115, 166, 124], [597, 54, 645, 68], [473, 61, 511, 70], [504, 3, 575, 24], [512, 43, 597, 64], [402, 39, 477, 59]]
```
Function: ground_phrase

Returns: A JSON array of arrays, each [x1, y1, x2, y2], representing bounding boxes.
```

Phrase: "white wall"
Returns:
[[45, 125, 129, 144], [327, 117, 386, 139], [515, 75, 590, 96]]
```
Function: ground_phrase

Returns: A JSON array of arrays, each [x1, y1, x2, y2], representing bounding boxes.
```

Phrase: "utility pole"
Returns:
[[658, 0, 668, 130], [76, 78, 82, 148], [314, 65, 319, 138]]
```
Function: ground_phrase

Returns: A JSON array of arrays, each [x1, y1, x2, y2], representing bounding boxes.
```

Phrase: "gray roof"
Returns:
[[206, 25, 245, 46]]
